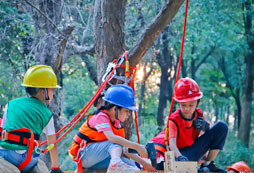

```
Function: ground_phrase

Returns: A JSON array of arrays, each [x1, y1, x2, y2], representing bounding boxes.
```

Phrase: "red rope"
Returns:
[[123, 51, 140, 144], [40, 52, 141, 152], [40, 64, 119, 152], [130, 69, 140, 144], [164, 0, 189, 144]]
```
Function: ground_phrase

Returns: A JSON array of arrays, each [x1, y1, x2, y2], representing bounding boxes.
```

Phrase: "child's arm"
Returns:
[[103, 130, 148, 158], [169, 138, 182, 158], [124, 151, 157, 172], [47, 135, 62, 171]]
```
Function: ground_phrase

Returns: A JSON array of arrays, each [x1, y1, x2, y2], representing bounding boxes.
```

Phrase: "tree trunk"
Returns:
[[238, 0, 254, 147], [93, 0, 127, 85], [156, 29, 174, 126]]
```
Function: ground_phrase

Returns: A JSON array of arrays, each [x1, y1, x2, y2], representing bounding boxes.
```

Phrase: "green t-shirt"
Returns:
[[0, 97, 52, 150]]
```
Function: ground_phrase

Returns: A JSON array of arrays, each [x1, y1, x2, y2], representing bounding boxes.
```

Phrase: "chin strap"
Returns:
[[115, 107, 119, 120], [45, 88, 49, 106]]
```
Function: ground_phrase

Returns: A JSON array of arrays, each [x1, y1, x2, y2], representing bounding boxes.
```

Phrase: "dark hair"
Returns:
[[93, 101, 121, 114], [25, 87, 41, 96]]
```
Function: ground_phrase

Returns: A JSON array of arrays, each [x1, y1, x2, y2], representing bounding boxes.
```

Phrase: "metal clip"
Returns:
[[102, 62, 116, 82], [34, 140, 41, 154], [117, 54, 125, 65]]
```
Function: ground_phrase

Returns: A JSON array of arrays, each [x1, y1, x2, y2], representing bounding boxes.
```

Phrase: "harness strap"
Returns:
[[0, 128, 40, 147], [0, 128, 39, 171], [154, 143, 167, 156], [73, 131, 96, 145], [77, 160, 83, 173]]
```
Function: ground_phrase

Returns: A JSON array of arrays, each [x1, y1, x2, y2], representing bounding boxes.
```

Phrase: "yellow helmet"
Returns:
[[22, 65, 61, 88]]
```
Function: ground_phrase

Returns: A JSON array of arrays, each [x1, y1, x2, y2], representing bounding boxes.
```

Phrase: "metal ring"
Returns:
[[1, 130, 6, 142], [34, 140, 41, 154]]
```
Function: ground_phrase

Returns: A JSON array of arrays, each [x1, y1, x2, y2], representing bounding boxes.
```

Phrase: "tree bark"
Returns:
[[93, 0, 127, 85], [156, 28, 174, 126], [238, 0, 254, 147]]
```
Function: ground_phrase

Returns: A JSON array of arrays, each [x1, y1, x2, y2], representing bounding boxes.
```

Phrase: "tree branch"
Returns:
[[195, 45, 216, 71], [54, 26, 75, 74], [128, 0, 184, 66], [66, 44, 95, 57], [24, 0, 63, 35]]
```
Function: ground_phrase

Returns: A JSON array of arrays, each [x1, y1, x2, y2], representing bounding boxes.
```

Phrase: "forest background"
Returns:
[[0, 0, 253, 171]]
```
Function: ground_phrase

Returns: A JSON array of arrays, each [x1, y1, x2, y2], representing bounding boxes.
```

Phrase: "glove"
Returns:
[[175, 155, 189, 161], [51, 167, 64, 173], [193, 116, 210, 131]]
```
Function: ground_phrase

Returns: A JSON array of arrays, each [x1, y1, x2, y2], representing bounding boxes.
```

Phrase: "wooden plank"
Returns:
[[175, 162, 197, 173], [164, 151, 176, 173]]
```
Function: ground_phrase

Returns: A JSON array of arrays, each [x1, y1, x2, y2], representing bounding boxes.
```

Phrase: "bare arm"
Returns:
[[124, 151, 156, 172], [103, 130, 148, 158], [47, 135, 60, 168], [169, 138, 182, 158]]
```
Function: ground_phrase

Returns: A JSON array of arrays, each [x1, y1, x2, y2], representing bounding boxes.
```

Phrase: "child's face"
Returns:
[[117, 108, 131, 122], [47, 88, 54, 103], [40, 88, 54, 103], [179, 100, 197, 118]]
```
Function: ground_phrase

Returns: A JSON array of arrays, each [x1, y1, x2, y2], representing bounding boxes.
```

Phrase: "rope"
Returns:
[[40, 63, 119, 153], [131, 70, 141, 144], [164, 0, 189, 147], [40, 52, 142, 152]]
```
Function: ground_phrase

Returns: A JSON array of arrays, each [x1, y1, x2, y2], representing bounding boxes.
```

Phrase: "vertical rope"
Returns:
[[164, 0, 189, 147]]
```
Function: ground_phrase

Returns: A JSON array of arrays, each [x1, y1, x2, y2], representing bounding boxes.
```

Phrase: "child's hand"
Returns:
[[136, 144, 148, 158], [142, 160, 157, 172], [193, 117, 210, 131]]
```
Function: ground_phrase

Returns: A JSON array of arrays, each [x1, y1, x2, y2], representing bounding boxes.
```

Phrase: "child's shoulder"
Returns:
[[90, 111, 110, 122]]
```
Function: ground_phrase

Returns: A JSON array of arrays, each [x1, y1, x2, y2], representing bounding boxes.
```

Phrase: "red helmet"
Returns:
[[173, 77, 203, 102], [227, 161, 251, 172]]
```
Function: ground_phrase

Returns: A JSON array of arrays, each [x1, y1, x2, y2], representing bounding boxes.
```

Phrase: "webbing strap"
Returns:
[[77, 160, 83, 173], [15, 128, 35, 171], [0, 129, 40, 147]]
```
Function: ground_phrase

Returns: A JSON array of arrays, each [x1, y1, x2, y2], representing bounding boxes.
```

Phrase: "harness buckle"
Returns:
[[27, 139, 41, 154], [34, 140, 41, 154], [1, 130, 7, 142]]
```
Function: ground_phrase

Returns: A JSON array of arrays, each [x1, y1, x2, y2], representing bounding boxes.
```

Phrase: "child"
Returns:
[[150, 77, 228, 172], [0, 65, 63, 173], [69, 84, 156, 172], [227, 161, 251, 173]]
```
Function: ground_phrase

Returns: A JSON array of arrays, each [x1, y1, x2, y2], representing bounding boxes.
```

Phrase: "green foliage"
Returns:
[[215, 131, 254, 170], [132, 115, 161, 144], [62, 56, 97, 118]]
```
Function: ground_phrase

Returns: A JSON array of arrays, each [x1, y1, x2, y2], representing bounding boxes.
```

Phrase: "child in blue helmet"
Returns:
[[69, 84, 156, 172]]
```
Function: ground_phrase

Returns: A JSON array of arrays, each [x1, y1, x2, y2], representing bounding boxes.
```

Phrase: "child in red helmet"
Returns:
[[69, 84, 156, 172], [227, 161, 251, 173], [150, 77, 228, 172]]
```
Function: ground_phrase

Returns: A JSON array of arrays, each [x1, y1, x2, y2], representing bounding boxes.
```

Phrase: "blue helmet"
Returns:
[[103, 84, 137, 111]]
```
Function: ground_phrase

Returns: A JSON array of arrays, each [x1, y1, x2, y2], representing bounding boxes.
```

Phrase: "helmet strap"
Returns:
[[115, 107, 119, 120], [45, 88, 49, 106], [197, 99, 200, 107]]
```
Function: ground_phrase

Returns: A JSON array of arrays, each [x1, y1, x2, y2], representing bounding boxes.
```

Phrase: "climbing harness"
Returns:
[[0, 127, 39, 171], [164, 0, 189, 149]]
